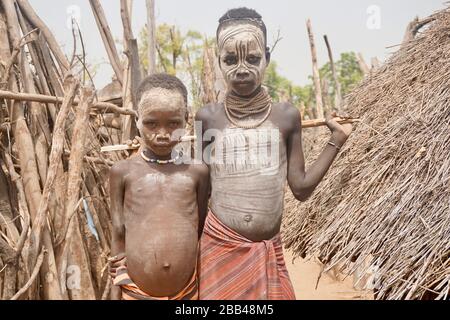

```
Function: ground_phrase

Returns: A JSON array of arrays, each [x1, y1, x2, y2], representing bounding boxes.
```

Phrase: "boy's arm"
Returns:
[[196, 165, 210, 238], [195, 107, 207, 151], [195, 106, 213, 199], [286, 107, 352, 201], [109, 163, 126, 300]]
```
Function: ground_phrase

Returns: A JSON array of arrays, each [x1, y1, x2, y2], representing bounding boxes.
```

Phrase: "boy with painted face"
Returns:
[[109, 74, 209, 300], [196, 8, 353, 300]]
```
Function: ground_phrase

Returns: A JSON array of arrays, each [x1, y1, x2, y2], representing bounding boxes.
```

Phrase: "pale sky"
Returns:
[[29, 0, 446, 88]]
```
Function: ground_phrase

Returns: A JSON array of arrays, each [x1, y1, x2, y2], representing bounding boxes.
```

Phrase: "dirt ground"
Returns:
[[283, 250, 374, 300]]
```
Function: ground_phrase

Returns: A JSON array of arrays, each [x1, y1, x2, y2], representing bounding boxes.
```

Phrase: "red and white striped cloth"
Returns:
[[199, 211, 296, 300]]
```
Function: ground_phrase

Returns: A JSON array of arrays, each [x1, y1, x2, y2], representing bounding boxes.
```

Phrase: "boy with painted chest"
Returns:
[[108, 74, 209, 300], [196, 8, 353, 300]]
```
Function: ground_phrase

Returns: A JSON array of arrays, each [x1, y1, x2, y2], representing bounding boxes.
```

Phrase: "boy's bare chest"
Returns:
[[125, 167, 197, 199]]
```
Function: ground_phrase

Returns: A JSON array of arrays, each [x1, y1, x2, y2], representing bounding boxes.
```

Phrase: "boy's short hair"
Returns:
[[217, 7, 267, 46], [136, 73, 188, 106]]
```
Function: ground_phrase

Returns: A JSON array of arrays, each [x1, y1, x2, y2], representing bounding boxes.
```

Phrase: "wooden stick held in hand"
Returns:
[[302, 117, 360, 128], [100, 117, 360, 153]]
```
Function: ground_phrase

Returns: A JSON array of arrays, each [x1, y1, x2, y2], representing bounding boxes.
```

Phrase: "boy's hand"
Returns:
[[325, 111, 353, 147], [108, 253, 127, 280], [125, 136, 142, 156]]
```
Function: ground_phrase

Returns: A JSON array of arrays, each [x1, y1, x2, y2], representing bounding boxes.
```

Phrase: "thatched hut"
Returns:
[[283, 7, 450, 300]]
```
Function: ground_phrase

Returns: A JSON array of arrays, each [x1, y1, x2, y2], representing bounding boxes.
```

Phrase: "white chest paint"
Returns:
[[209, 121, 287, 217]]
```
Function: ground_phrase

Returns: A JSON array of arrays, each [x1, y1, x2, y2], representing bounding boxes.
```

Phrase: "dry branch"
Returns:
[[0, 90, 137, 117], [402, 16, 435, 47], [120, 0, 133, 43], [3, 152, 30, 262], [89, 0, 124, 85], [306, 19, 324, 118], [201, 46, 217, 105], [10, 248, 46, 300], [0, 27, 37, 88], [16, 0, 70, 72], [58, 87, 97, 299], [146, 0, 156, 74], [303, 117, 359, 128], [323, 35, 342, 110], [30, 76, 78, 266], [356, 52, 370, 75]]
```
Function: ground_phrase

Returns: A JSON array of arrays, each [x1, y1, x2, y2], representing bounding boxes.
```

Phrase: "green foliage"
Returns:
[[139, 24, 215, 109], [265, 51, 363, 116], [264, 62, 312, 106], [264, 62, 291, 100], [319, 52, 364, 98]]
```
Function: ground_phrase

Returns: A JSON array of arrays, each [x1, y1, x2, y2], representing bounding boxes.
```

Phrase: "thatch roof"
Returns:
[[283, 7, 450, 300]]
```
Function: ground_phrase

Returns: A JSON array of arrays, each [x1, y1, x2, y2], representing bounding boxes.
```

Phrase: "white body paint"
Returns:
[[143, 172, 167, 185], [210, 121, 287, 222]]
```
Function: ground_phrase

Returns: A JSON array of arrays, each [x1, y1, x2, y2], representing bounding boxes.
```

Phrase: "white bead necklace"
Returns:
[[140, 150, 183, 165]]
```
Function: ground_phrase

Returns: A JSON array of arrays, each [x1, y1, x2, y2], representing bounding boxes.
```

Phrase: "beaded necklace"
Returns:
[[140, 150, 183, 165], [224, 87, 273, 129]]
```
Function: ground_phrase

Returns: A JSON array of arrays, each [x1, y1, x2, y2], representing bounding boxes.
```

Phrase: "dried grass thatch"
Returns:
[[283, 7, 450, 300]]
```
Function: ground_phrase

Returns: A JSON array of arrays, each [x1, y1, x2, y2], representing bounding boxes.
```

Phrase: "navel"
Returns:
[[244, 215, 253, 223]]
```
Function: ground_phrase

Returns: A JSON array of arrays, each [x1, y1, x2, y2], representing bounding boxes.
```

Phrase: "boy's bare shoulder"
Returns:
[[187, 162, 209, 181], [273, 102, 301, 131], [195, 103, 223, 122], [274, 101, 301, 117], [110, 156, 141, 178]]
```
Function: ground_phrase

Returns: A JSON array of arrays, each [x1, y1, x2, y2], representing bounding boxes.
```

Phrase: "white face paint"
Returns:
[[136, 88, 187, 156], [218, 23, 268, 96], [137, 88, 186, 124]]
